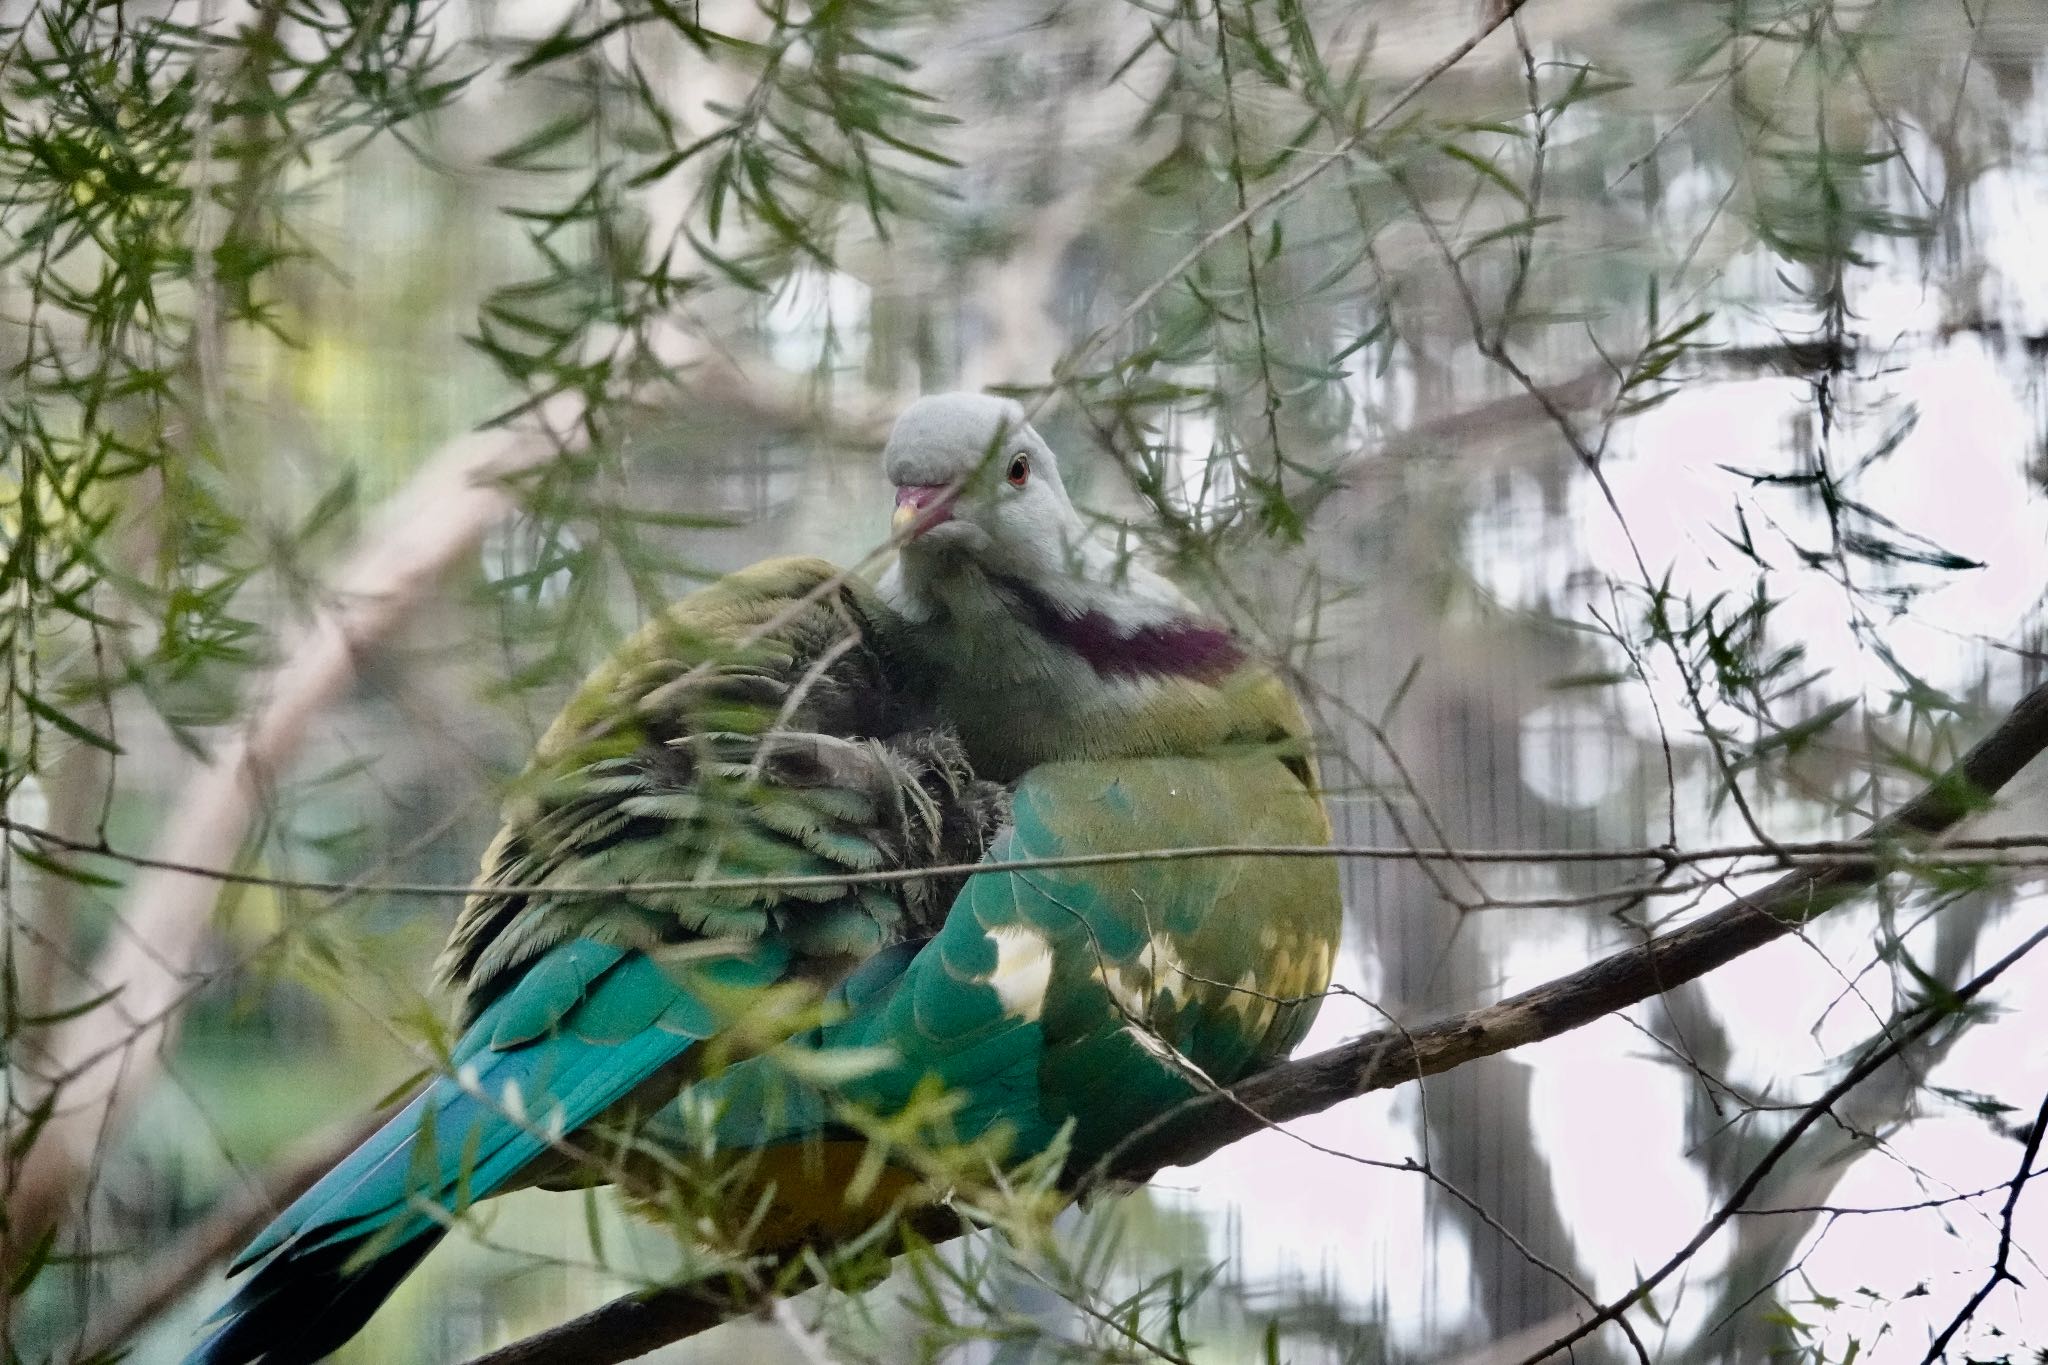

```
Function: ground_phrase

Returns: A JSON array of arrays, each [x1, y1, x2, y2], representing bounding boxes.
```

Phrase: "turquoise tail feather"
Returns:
[[188, 940, 764, 1365]]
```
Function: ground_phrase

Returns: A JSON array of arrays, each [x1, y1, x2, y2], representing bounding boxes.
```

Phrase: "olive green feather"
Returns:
[[441, 555, 1007, 1013], [677, 749, 1339, 1168]]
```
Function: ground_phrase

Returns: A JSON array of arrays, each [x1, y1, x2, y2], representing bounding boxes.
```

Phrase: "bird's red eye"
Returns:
[[1006, 453, 1030, 487]]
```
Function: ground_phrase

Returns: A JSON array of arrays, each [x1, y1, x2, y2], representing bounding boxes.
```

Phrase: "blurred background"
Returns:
[[6, 0, 2048, 1360]]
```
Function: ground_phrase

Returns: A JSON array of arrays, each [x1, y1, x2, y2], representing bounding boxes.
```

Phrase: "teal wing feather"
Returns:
[[233, 942, 773, 1268], [673, 750, 1341, 1197], [192, 942, 776, 1365], [192, 559, 1007, 1365]]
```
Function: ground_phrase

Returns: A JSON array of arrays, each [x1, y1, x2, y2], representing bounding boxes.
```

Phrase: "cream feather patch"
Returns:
[[983, 924, 1056, 1021]]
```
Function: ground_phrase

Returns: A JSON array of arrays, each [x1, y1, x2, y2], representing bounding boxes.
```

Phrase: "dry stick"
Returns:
[[459, 677, 2048, 1365]]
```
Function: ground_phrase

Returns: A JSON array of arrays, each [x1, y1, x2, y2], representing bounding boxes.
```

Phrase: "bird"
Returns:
[[190, 393, 1341, 1364]]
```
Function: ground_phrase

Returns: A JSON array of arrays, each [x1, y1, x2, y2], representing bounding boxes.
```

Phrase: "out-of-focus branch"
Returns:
[[0, 291, 905, 1274], [459, 675, 2048, 1365], [1, 392, 590, 1275], [16, 728, 112, 1021], [1396, 362, 1610, 448], [0, 333, 901, 1281]]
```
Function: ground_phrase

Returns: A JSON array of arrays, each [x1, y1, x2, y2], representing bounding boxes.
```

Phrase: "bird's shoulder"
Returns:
[[530, 556, 900, 761], [441, 555, 997, 1012]]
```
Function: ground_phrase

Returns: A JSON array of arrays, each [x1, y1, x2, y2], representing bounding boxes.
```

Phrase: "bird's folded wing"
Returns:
[[673, 752, 1339, 1177]]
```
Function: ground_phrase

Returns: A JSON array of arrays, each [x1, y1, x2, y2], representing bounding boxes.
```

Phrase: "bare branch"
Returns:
[[1514, 925, 2048, 1363], [0, 308, 901, 1274], [1917, 1085, 2048, 1362]]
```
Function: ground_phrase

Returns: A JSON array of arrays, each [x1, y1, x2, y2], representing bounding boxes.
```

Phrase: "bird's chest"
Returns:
[[912, 602, 1104, 778]]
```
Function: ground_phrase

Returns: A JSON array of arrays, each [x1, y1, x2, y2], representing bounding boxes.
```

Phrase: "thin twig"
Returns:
[[1516, 923, 2048, 1364], [1917, 1086, 2048, 1362], [11, 814, 2048, 901]]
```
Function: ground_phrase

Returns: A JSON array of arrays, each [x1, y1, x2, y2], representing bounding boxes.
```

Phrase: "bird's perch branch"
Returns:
[[1145, 674, 2048, 1168], [461, 676, 2048, 1365]]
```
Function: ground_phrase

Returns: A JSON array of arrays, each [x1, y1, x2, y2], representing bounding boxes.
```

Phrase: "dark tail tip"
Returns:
[[187, 1230, 442, 1365]]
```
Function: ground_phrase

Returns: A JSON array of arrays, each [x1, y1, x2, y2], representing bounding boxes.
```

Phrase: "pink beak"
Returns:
[[892, 483, 956, 537]]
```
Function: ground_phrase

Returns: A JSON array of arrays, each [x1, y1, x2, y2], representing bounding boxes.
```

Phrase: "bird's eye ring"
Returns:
[[1006, 453, 1030, 487]]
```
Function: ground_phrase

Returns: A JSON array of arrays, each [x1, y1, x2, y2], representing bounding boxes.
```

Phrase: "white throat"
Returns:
[[878, 529, 1194, 643]]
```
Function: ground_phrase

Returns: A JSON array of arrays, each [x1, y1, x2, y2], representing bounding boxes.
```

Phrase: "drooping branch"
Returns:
[[461, 676, 2048, 1365]]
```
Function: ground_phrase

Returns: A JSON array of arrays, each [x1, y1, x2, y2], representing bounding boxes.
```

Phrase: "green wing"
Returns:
[[678, 748, 1341, 1182]]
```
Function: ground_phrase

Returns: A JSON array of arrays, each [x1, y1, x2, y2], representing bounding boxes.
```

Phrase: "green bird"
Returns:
[[191, 394, 1341, 1364]]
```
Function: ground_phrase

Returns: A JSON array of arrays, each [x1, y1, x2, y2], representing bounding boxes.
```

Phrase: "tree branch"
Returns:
[[1917, 1083, 2048, 1362], [1516, 921, 2048, 1364], [1, 322, 900, 1282], [1134, 674, 2048, 1171]]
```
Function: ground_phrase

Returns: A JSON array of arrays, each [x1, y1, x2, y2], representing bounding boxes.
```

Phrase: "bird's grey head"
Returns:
[[882, 393, 1083, 580]]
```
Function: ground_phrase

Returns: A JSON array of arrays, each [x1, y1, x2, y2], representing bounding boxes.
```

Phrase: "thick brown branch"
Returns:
[[463, 676, 2048, 1365], [465, 1281, 764, 1365]]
